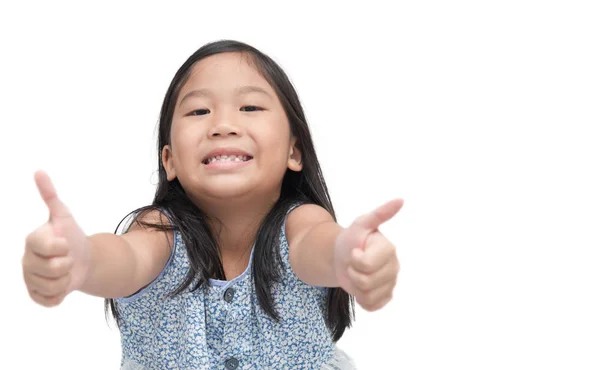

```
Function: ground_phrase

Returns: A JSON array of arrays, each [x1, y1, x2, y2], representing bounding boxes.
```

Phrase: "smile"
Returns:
[[203, 155, 252, 164]]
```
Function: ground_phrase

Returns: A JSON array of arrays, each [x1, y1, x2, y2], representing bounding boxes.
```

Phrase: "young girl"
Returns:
[[22, 40, 403, 369]]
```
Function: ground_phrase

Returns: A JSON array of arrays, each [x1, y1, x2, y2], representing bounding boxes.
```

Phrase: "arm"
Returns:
[[81, 211, 173, 299], [23, 171, 174, 307], [287, 200, 403, 312], [286, 204, 342, 287]]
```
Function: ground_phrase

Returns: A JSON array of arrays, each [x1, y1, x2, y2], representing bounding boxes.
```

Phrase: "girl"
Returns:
[[22, 40, 403, 369]]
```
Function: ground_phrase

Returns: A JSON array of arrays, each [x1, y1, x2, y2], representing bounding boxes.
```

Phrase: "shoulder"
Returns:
[[115, 208, 179, 303], [123, 208, 174, 242], [285, 203, 334, 248], [126, 208, 173, 231], [121, 208, 175, 274]]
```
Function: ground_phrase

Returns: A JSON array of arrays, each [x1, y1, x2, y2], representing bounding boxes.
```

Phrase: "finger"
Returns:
[[26, 228, 69, 257], [350, 235, 396, 273], [22, 254, 73, 279], [28, 289, 66, 308], [24, 272, 71, 297], [347, 259, 399, 293], [359, 295, 393, 312], [352, 198, 403, 231], [356, 281, 395, 312], [34, 170, 71, 221]]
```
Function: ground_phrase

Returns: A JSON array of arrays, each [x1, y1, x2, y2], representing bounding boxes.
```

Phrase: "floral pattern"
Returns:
[[116, 211, 336, 369]]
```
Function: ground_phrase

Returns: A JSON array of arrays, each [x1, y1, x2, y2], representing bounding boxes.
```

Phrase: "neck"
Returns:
[[195, 192, 280, 254]]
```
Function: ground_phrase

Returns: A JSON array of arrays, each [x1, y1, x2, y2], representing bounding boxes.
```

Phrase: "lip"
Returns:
[[203, 158, 252, 171], [201, 147, 253, 164]]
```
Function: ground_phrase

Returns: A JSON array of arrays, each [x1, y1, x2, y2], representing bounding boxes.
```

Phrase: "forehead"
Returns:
[[182, 52, 270, 93]]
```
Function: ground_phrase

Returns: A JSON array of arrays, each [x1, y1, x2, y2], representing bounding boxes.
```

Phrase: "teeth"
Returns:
[[206, 155, 249, 164]]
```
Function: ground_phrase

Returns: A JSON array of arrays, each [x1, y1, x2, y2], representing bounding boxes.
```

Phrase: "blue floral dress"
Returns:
[[115, 208, 356, 369]]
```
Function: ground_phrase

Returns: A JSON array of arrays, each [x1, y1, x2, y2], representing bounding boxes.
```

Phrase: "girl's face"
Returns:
[[163, 52, 302, 206]]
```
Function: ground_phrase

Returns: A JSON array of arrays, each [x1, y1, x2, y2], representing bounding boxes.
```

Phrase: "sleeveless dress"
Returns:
[[115, 207, 356, 369]]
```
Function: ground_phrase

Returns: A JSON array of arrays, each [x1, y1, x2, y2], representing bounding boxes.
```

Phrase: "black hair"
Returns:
[[105, 40, 353, 341]]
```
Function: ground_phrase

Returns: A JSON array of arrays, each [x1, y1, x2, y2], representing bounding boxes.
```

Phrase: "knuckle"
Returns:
[[48, 258, 67, 276], [57, 257, 72, 271], [38, 293, 64, 307], [357, 275, 371, 291], [25, 228, 43, 248], [360, 258, 375, 272], [22, 255, 31, 271], [24, 271, 35, 284], [361, 302, 377, 312], [362, 292, 376, 307], [37, 240, 54, 256], [29, 290, 47, 306], [48, 238, 66, 253], [39, 298, 55, 308], [23, 276, 32, 291], [45, 280, 62, 294], [48, 295, 64, 307], [24, 233, 34, 249], [58, 276, 71, 293]]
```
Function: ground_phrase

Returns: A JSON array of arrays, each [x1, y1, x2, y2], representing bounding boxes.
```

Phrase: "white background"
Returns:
[[1, 1, 599, 369]]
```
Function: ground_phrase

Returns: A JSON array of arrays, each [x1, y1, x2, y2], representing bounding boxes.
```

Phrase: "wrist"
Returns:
[[71, 236, 94, 294]]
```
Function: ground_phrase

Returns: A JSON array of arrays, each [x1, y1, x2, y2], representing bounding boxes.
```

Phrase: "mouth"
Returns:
[[202, 154, 253, 165]]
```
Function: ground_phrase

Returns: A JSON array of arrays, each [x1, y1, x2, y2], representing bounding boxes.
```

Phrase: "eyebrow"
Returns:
[[178, 85, 273, 107]]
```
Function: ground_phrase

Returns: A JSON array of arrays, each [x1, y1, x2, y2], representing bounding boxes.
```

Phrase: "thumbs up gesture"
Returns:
[[22, 171, 92, 307], [334, 199, 403, 312]]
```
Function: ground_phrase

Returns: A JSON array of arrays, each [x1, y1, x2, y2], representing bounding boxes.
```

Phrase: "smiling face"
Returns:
[[162, 52, 302, 207]]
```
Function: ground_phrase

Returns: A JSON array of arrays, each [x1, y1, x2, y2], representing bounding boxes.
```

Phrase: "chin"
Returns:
[[200, 180, 255, 200], [204, 187, 252, 200], [199, 182, 281, 206]]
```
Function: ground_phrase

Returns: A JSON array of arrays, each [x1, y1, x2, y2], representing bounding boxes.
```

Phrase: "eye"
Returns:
[[240, 106, 264, 112], [187, 109, 210, 116]]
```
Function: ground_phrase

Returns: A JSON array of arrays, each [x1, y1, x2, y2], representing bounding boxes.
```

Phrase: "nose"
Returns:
[[209, 125, 239, 137], [208, 111, 241, 138]]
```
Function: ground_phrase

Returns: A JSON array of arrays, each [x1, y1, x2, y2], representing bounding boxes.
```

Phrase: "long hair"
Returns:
[[105, 40, 353, 341]]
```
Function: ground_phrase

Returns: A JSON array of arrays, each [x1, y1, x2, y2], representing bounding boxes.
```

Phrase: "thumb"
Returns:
[[34, 170, 72, 221], [352, 198, 404, 231]]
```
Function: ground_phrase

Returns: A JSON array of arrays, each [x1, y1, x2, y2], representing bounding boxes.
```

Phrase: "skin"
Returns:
[[22, 52, 403, 312], [162, 52, 303, 277]]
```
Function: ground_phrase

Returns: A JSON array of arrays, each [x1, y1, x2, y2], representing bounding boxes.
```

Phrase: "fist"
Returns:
[[22, 171, 91, 307], [334, 199, 403, 312]]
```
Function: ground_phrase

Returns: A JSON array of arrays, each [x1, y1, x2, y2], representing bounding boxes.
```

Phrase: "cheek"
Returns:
[[256, 115, 290, 148], [172, 127, 203, 166], [255, 128, 290, 163]]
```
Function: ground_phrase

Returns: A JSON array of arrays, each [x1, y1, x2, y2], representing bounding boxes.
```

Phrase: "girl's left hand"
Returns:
[[333, 199, 403, 312]]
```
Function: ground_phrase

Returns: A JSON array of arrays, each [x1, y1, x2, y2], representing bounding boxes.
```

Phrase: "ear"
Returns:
[[161, 145, 177, 181], [287, 137, 303, 172]]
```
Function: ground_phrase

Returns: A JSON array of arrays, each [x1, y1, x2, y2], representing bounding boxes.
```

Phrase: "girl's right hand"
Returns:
[[22, 171, 92, 307]]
